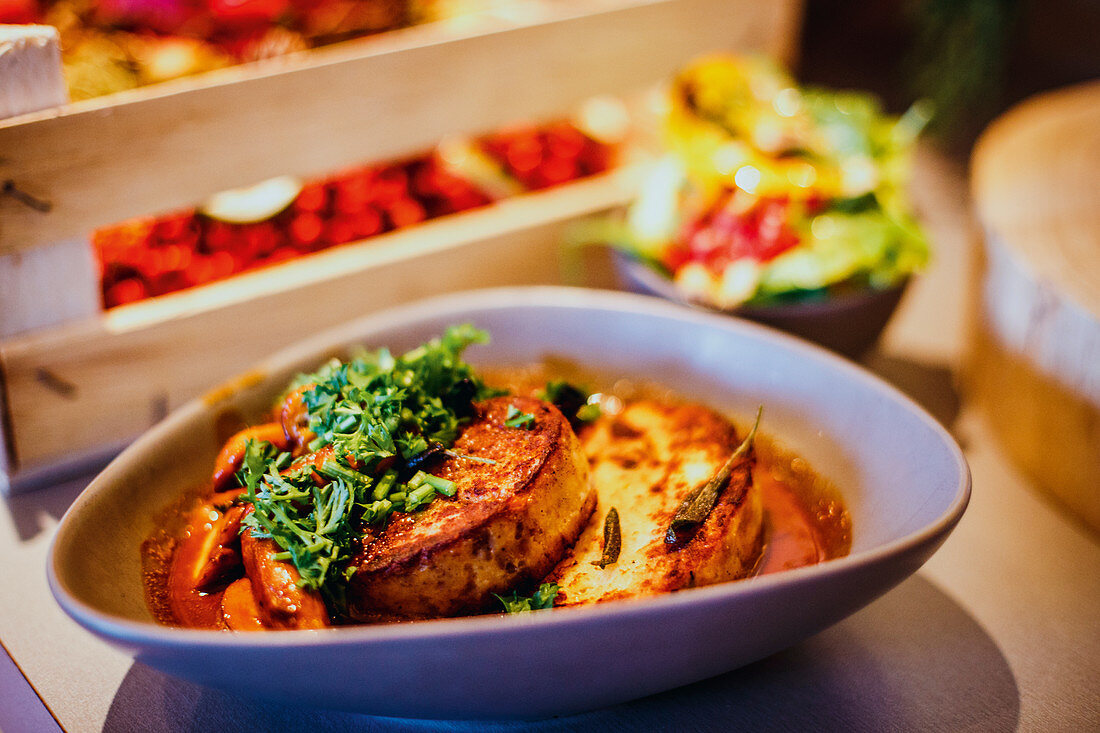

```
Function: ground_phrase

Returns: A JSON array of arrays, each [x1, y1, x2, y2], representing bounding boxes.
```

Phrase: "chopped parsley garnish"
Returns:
[[576, 403, 602, 422], [237, 325, 499, 601], [538, 380, 601, 427], [503, 405, 536, 429], [496, 583, 560, 613]]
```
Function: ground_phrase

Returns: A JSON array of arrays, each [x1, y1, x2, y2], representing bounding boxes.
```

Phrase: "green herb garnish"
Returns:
[[503, 405, 536, 429], [238, 325, 497, 601], [496, 583, 560, 613], [538, 380, 582, 406], [538, 380, 602, 427], [665, 407, 762, 545], [575, 403, 602, 423]]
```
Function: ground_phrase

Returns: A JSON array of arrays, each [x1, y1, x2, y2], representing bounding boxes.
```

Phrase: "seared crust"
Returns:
[[548, 400, 764, 606], [347, 396, 595, 621]]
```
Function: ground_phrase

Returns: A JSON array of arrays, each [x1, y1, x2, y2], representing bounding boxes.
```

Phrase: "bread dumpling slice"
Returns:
[[347, 396, 595, 621], [549, 400, 763, 605]]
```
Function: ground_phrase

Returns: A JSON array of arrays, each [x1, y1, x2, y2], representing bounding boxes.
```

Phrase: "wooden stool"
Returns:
[[968, 80, 1100, 533]]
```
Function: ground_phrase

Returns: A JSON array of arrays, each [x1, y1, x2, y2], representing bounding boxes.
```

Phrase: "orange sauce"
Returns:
[[756, 470, 830, 573], [143, 495, 235, 629], [143, 366, 851, 628], [753, 438, 851, 574]]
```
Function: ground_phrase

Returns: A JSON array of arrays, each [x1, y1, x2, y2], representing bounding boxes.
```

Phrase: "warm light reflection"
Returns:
[[787, 161, 817, 188], [773, 87, 801, 117], [575, 95, 631, 145], [811, 215, 837, 239], [712, 142, 749, 175], [734, 165, 762, 193], [840, 156, 877, 195], [589, 393, 623, 416]]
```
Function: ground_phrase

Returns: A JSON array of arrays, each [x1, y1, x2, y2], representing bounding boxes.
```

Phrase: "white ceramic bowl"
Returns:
[[48, 287, 969, 719]]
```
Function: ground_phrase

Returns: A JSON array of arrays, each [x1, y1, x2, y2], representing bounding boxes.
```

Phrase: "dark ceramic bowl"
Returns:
[[613, 251, 909, 358]]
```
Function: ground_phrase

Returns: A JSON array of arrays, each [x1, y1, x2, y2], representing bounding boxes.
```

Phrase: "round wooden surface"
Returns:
[[971, 79, 1100, 319], [967, 80, 1100, 533]]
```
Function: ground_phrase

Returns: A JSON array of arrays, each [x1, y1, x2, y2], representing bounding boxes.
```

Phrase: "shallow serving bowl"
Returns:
[[49, 286, 969, 719], [614, 251, 910, 358]]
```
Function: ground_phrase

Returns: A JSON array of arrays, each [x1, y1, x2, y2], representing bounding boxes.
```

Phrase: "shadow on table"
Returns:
[[3, 473, 89, 542], [861, 352, 962, 439], [102, 575, 1019, 733]]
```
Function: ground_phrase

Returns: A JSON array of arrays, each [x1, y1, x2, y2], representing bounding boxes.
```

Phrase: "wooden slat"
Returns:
[[0, 166, 636, 477], [0, 26, 98, 339], [0, 25, 68, 118], [0, 0, 800, 255], [0, 239, 100, 337]]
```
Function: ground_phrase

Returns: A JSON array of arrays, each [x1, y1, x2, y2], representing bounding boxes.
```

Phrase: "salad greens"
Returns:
[[610, 54, 931, 309]]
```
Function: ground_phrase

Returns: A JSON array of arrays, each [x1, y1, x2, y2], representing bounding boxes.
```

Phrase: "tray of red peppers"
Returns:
[[93, 120, 614, 308]]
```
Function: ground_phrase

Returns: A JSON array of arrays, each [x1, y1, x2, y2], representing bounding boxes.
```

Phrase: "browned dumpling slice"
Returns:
[[549, 400, 763, 605], [347, 396, 595, 621]]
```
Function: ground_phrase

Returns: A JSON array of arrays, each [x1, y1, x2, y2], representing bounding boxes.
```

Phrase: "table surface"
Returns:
[[2, 147, 1099, 733]]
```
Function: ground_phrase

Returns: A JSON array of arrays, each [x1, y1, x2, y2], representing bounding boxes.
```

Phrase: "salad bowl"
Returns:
[[599, 54, 929, 358]]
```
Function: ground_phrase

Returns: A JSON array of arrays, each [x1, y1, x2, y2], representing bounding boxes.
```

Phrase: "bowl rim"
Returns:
[[47, 286, 971, 651], [613, 248, 911, 316]]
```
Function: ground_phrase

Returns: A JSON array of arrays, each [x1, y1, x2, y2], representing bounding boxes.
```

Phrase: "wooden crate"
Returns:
[[0, 0, 802, 489]]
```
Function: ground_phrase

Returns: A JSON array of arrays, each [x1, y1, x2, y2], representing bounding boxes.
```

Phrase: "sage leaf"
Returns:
[[665, 407, 762, 544], [592, 507, 622, 568]]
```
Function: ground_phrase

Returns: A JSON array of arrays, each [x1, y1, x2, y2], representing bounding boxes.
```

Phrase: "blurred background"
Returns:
[[1, 2, 1099, 730], [800, 0, 1100, 151], [2, 0, 1098, 522]]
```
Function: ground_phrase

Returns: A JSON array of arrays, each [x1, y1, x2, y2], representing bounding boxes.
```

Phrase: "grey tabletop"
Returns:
[[2, 147, 1098, 732]]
